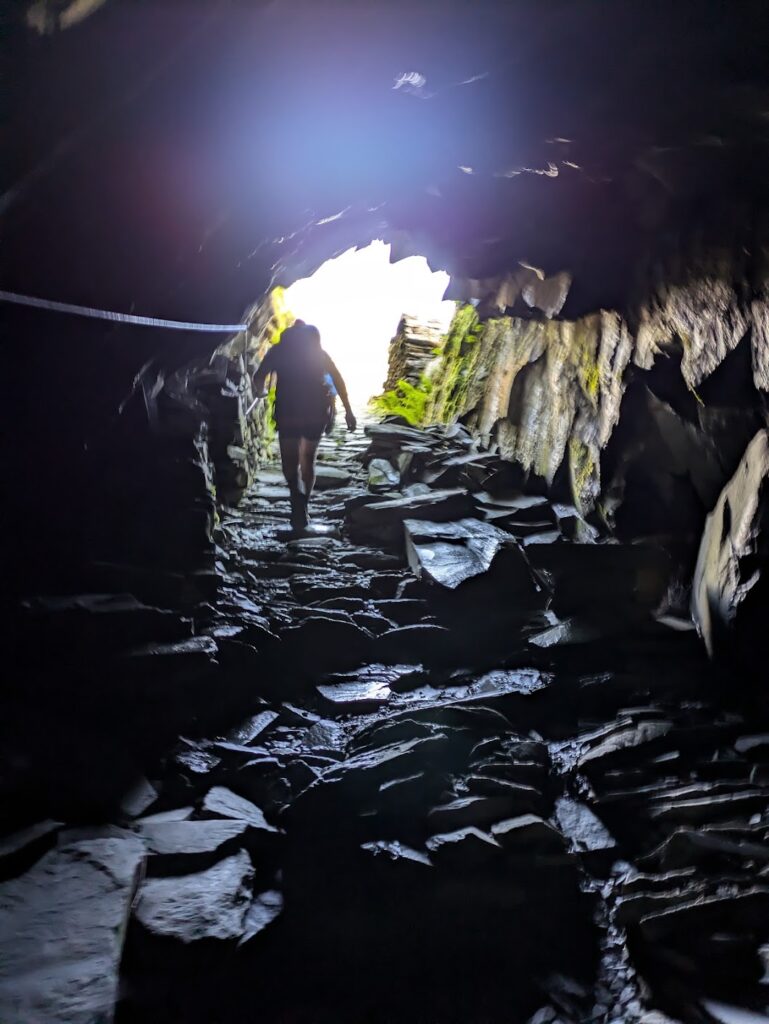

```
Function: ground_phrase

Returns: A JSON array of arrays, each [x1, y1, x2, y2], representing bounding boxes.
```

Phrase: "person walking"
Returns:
[[252, 321, 356, 532]]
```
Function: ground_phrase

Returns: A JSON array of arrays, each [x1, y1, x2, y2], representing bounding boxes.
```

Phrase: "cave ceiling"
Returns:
[[4, 0, 769, 365]]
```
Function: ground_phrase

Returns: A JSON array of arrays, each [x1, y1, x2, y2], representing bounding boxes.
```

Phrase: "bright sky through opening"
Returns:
[[284, 241, 455, 408]]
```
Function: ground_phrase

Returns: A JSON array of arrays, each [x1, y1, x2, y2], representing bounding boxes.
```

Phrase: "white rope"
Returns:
[[0, 289, 247, 333]]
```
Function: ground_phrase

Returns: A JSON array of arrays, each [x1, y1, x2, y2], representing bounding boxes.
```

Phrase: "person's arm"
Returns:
[[324, 354, 356, 431], [252, 347, 276, 397]]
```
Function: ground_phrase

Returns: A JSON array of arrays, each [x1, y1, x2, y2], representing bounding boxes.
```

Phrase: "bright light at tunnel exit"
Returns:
[[283, 241, 455, 409]]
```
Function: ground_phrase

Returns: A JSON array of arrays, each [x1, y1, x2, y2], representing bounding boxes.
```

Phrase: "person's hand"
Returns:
[[345, 410, 357, 432]]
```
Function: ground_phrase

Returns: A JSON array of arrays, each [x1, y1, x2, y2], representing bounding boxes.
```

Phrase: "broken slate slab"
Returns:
[[0, 819, 62, 864], [428, 795, 524, 831], [224, 710, 279, 745], [241, 888, 284, 945], [554, 797, 617, 853], [376, 623, 451, 664], [361, 839, 432, 868], [490, 815, 564, 853], [368, 458, 400, 492], [119, 776, 159, 819], [426, 827, 502, 867], [0, 835, 145, 1024], [200, 786, 278, 831], [133, 849, 254, 943], [404, 517, 513, 589], [348, 489, 475, 545], [317, 677, 392, 712], [315, 465, 353, 490], [578, 719, 673, 770], [132, 819, 251, 863]]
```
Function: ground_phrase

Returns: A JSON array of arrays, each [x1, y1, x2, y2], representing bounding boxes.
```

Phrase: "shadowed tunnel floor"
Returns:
[[3, 414, 768, 1024]]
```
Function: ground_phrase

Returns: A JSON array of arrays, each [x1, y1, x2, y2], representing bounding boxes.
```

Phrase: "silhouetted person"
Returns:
[[253, 322, 356, 531]]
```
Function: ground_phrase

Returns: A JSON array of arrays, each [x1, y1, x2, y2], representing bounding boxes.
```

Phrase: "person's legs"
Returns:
[[279, 433, 308, 531], [278, 434, 301, 489], [298, 435, 321, 499]]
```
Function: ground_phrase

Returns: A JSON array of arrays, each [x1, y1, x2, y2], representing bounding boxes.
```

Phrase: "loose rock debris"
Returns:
[[2, 416, 769, 1023]]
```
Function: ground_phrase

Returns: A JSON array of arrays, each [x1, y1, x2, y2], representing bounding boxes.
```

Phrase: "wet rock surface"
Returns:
[[3, 416, 769, 1023]]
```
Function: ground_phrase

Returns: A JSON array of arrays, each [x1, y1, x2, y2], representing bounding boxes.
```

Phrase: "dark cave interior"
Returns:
[[4, 2, 769, 1022]]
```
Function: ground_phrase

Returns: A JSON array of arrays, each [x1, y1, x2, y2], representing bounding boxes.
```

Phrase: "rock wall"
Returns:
[[383, 315, 444, 392], [73, 290, 290, 612], [394, 235, 769, 529], [419, 305, 633, 514]]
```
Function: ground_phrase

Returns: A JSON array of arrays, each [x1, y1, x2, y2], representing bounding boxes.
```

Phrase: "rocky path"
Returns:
[[3, 416, 769, 1024]]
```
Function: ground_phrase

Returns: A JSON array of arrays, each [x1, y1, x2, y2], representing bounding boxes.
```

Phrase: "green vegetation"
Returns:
[[568, 436, 596, 513], [370, 303, 484, 428], [370, 376, 433, 425], [268, 286, 294, 346], [427, 303, 484, 422]]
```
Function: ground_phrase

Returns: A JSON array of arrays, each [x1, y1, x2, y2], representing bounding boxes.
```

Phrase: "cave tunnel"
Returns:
[[4, 2, 769, 1022]]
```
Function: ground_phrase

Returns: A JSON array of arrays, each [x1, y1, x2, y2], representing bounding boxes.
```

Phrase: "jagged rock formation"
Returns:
[[420, 307, 632, 513], [7, 4, 769, 1021], [383, 314, 444, 391], [693, 428, 769, 661]]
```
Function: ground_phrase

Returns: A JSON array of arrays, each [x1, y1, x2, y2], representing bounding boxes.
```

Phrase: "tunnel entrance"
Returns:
[[282, 241, 455, 412]]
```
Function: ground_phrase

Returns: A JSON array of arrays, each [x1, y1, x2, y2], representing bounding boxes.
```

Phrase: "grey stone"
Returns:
[[426, 827, 501, 866], [360, 840, 432, 867], [119, 776, 158, 819], [348, 489, 475, 545], [132, 819, 250, 857], [490, 814, 563, 852], [138, 807, 194, 823], [0, 819, 62, 861], [0, 836, 144, 1024], [241, 888, 284, 944], [225, 710, 279, 745], [368, 458, 400, 492], [133, 849, 254, 943], [404, 517, 512, 588], [578, 719, 673, 769], [315, 465, 353, 490], [692, 429, 769, 658], [428, 795, 523, 831], [200, 786, 277, 831], [554, 797, 616, 852]]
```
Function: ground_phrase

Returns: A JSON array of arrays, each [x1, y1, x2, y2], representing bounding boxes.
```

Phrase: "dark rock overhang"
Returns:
[[3, 0, 769, 377]]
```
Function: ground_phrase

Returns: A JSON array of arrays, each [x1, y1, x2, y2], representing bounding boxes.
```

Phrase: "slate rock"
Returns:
[[368, 458, 400, 492], [117, 636, 218, 683], [305, 718, 347, 752], [348, 489, 475, 546], [119, 776, 159, 819], [353, 611, 396, 635], [133, 849, 254, 943], [224, 710, 279, 745], [0, 819, 62, 865], [132, 819, 250, 864], [404, 517, 512, 589], [200, 786, 277, 831], [490, 814, 564, 853], [428, 795, 522, 831], [578, 719, 673, 770], [692, 428, 769, 660], [426, 827, 502, 866], [360, 839, 432, 868], [241, 888, 284, 944], [323, 735, 450, 790], [376, 623, 452, 664], [374, 598, 430, 625], [554, 797, 616, 852], [281, 617, 373, 671], [315, 465, 353, 490], [0, 836, 144, 1024]]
